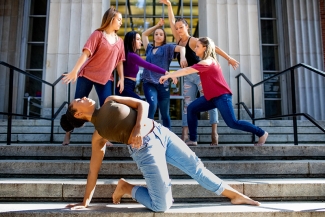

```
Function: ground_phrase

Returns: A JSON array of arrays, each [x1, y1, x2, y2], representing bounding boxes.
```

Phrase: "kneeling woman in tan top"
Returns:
[[60, 95, 260, 212]]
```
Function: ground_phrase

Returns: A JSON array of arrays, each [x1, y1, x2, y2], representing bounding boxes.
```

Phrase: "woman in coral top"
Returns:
[[60, 7, 125, 145], [159, 37, 268, 146]]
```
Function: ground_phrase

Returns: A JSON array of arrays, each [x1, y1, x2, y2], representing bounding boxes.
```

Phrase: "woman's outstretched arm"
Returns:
[[159, 67, 198, 84], [62, 49, 90, 84], [66, 130, 107, 209], [214, 46, 240, 70]]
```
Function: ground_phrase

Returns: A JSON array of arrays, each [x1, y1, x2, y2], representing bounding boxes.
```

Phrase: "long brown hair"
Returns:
[[97, 7, 121, 33], [153, 28, 167, 46], [175, 18, 190, 34]]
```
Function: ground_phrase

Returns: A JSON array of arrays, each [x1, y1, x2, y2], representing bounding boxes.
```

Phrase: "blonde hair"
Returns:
[[198, 37, 217, 61], [97, 7, 121, 33]]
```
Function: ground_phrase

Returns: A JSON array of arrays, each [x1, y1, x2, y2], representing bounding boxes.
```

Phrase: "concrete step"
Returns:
[[0, 178, 324, 202], [1, 144, 325, 159], [1, 144, 325, 179], [0, 159, 324, 179], [0, 201, 324, 217], [1, 120, 325, 143]]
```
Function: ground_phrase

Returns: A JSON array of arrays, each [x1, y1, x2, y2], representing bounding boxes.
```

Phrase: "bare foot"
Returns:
[[211, 133, 219, 146], [230, 194, 260, 206], [62, 131, 71, 146], [112, 178, 134, 204], [221, 186, 260, 206], [255, 131, 268, 146]]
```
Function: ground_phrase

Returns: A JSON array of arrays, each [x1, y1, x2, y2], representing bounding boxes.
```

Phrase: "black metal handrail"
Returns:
[[0, 61, 71, 145], [236, 63, 325, 145]]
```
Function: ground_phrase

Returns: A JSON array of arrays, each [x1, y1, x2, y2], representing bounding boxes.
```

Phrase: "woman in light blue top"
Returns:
[[141, 18, 187, 129]]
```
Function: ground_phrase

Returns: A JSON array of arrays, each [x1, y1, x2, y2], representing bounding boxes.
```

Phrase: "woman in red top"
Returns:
[[159, 37, 268, 146], [60, 7, 125, 145]]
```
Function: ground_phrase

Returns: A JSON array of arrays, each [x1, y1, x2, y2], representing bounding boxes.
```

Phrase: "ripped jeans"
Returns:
[[143, 82, 171, 129], [182, 73, 218, 126], [128, 121, 225, 212]]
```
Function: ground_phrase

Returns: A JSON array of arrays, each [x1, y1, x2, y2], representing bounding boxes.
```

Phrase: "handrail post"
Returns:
[[7, 68, 14, 145], [291, 69, 298, 145], [51, 85, 54, 143], [251, 86, 255, 143], [27, 96, 31, 120], [237, 76, 241, 120]]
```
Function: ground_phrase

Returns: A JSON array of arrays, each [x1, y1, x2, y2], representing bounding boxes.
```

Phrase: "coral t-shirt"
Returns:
[[191, 61, 232, 100], [78, 30, 125, 85]]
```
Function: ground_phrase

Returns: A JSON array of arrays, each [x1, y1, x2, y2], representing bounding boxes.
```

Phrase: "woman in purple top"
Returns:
[[115, 31, 169, 100]]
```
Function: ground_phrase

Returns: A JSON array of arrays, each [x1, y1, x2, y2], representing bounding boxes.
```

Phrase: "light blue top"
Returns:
[[141, 43, 176, 87]]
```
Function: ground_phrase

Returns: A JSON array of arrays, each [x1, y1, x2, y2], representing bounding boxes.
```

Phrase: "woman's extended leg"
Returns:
[[158, 123, 260, 205], [214, 94, 268, 144]]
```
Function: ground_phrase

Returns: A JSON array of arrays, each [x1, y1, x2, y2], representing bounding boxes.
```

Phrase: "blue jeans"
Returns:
[[188, 94, 265, 141], [75, 76, 112, 106], [182, 73, 218, 126], [115, 78, 142, 100], [128, 122, 225, 212], [143, 82, 171, 129]]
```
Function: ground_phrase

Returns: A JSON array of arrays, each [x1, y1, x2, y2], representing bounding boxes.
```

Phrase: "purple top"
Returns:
[[123, 52, 166, 78]]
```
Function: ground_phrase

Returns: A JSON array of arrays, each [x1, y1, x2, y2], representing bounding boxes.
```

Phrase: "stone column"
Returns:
[[284, 0, 325, 120], [44, 0, 103, 115], [199, 0, 263, 116]]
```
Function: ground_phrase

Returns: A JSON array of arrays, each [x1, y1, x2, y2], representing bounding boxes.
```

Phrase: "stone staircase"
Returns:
[[0, 120, 325, 216], [1, 119, 325, 144]]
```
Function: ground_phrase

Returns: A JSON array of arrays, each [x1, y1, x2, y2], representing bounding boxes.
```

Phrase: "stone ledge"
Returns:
[[0, 201, 324, 217], [1, 144, 325, 158], [0, 160, 324, 177], [0, 178, 324, 201]]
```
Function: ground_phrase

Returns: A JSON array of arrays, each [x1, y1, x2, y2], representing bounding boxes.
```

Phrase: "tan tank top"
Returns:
[[91, 100, 136, 144]]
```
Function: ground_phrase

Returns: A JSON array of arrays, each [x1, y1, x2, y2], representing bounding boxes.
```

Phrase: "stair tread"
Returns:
[[0, 201, 324, 216], [0, 177, 324, 184]]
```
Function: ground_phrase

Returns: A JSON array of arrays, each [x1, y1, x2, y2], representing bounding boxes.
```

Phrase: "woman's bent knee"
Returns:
[[151, 200, 173, 212]]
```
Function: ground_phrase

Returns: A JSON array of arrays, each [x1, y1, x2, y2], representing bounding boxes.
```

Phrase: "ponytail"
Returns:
[[60, 105, 87, 132]]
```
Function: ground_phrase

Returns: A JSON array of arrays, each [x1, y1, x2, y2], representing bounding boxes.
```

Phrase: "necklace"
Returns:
[[104, 31, 118, 43], [153, 44, 162, 49]]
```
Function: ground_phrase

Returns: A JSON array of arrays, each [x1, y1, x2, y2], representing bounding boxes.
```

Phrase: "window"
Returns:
[[259, 0, 282, 117], [23, 0, 49, 117]]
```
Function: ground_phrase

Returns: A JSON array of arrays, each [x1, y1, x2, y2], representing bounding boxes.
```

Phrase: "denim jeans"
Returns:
[[143, 82, 171, 129], [115, 78, 142, 100], [128, 122, 225, 212], [187, 94, 265, 141], [75, 76, 112, 106], [182, 73, 218, 126]]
